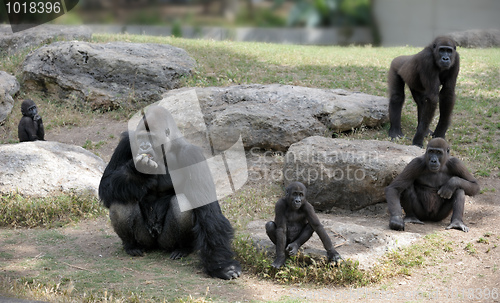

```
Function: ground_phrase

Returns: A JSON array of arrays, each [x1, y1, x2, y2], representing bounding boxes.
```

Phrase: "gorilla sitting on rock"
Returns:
[[99, 105, 241, 279], [18, 99, 45, 142]]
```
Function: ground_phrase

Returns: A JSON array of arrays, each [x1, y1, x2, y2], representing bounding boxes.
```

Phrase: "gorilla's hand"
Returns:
[[286, 243, 299, 256], [135, 153, 159, 169], [327, 249, 342, 264], [33, 114, 41, 121], [389, 215, 405, 231]]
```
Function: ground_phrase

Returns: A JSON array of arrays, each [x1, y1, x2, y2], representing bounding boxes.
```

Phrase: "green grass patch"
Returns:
[[0, 193, 106, 228]]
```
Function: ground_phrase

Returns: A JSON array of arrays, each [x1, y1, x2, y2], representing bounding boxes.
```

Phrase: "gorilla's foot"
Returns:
[[208, 261, 242, 280], [170, 248, 192, 260], [124, 244, 145, 256], [446, 220, 469, 232], [404, 216, 424, 225], [388, 128, 404, 140]]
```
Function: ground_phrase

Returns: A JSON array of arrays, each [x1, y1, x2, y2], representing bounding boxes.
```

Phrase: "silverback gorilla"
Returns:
[[386, 138, 479, 232], [266, 182, 341, 268], [388, 36, 460, 147], [18, 99, 45, 142], [99, 105, 241, 279]]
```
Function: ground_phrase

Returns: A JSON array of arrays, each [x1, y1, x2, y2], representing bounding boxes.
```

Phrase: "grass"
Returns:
[[0, 193, 106, 228], [0, 34, 499, 301]]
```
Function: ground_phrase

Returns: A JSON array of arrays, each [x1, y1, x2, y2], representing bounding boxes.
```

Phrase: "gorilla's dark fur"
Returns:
[[99, 105, 241, 279], [18, 99, 44, 142]]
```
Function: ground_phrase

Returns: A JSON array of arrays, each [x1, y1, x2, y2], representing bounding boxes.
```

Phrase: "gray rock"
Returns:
[[0, 24, 92, 55], [0, 71, 20, 123], [448, 29, 500, 48], [161, 85, 389, 151], [283, 137, 422, 211], [248, 214, 422, 269], [0, 141, 106, 197], [22, 41, 196, 109]]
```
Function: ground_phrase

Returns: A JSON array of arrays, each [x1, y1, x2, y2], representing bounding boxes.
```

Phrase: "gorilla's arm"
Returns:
[[35, 116, 45, 141], [171, 140, 241, 279], [99, 132, 157, 208], [302, 202, 340, 262], [438, 158, 480, 199], [272, 199, 288, 268]]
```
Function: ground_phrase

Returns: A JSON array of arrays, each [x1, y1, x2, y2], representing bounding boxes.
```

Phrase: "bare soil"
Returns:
[[3, 118, 500, 302]]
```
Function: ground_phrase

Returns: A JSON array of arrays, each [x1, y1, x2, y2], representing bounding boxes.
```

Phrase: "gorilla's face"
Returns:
[[21, 99, 38, 118], [130, 105, 179, 175]]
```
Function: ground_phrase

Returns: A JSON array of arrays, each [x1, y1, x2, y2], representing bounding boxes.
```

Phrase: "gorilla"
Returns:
[[98, 105, 241, 279], [386, 138, 479, 232], [388, 36, 460, 147], [18, 99, 45, 142], [265, 182, 341, 268]]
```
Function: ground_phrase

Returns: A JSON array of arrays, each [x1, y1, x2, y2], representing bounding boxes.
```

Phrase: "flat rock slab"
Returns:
[[248, 214, 424, 269], [162, 85, 389, 151], [0, 141, 106, 197], [22, 41, 196, 109], [0, 24, 92, 55]]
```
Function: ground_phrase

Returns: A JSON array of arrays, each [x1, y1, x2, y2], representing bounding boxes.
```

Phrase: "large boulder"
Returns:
[[0, 141, 106, 197], [22, 41, 196, 109], [0, 71, 20, 123], [0, 24, 92, 56], [283, 136, 422, 211], [448, 29, 500, 48], [161, 85, 389, 151]]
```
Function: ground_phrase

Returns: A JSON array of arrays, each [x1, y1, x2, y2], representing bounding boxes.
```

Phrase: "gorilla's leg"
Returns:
[[401, 185, 425, 225], [413, 97, 438, 147], [109, 202, 155, 256], [411, 89, 433, 137], [265, 221, 277, 244], [388, 72, 406, 139], [442, 189, 468, 232], [157, 196, 195, 259]]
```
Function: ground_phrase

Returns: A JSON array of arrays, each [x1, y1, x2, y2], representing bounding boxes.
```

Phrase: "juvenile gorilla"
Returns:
[[388, 36, 460, 147], [386, 138, 479, 232], [99, 105, 241, 279], [265, 182, 341, 268], [18, 99, 45, 142]]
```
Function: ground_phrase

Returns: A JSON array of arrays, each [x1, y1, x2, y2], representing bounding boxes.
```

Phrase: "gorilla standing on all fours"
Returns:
[[386, 138, 479, 232], [98, 105, 241, 280], [388, 36, 460, 147], [18, 99, 45, 142]]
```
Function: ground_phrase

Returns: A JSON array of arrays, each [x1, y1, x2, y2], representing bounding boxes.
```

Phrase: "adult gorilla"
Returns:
[[99, 105, 241, 280], [386, 138, 479, 232], [388, 36, 460, 147]]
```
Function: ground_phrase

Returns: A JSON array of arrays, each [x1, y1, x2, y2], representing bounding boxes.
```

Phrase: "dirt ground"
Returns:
[[10, 117, 500, 302]]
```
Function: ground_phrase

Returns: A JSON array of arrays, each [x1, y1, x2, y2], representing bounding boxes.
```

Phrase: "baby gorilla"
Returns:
[[18, 99, 45, 142], [265, 182, 341, 268]]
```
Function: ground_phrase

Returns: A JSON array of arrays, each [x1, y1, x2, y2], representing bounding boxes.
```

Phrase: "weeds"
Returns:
[[233, 235, 372, 286], [0, 193, 106, 228]]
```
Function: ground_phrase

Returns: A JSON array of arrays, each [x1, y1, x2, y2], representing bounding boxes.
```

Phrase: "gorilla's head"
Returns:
[[130, 105, 182, 174], [21, 99, 38, 118]]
